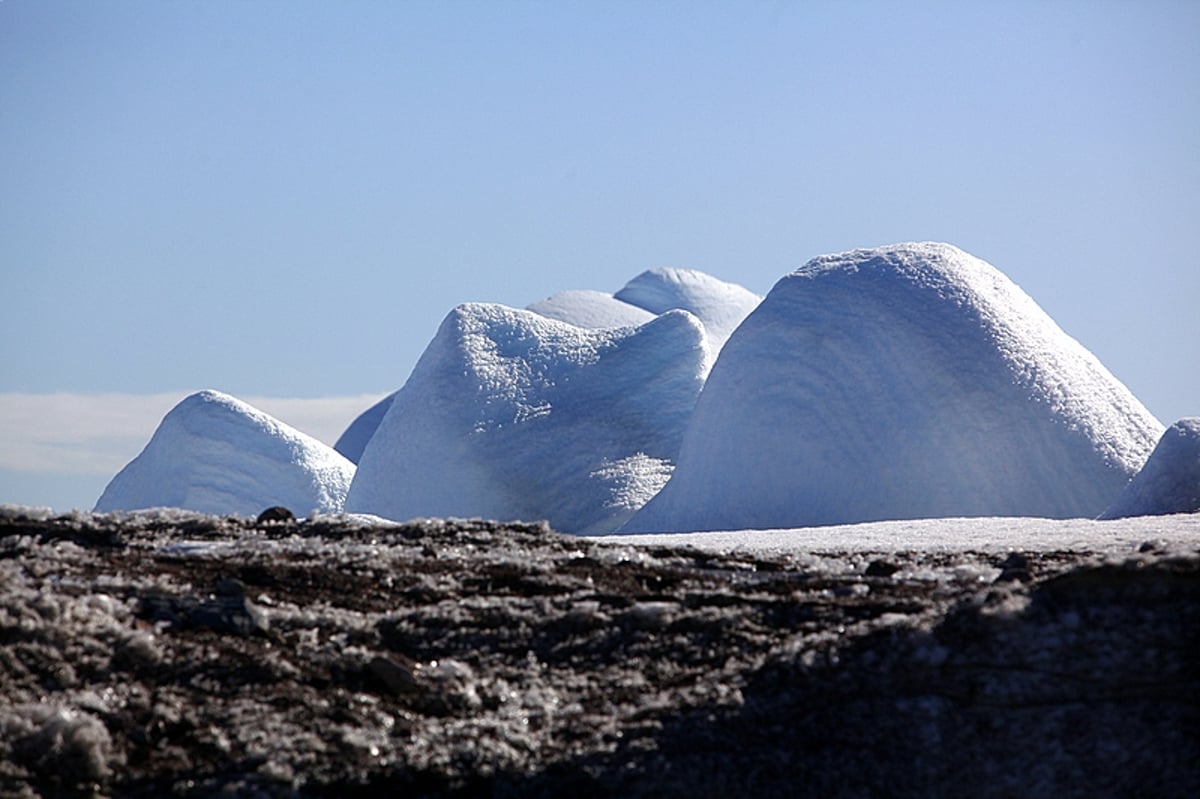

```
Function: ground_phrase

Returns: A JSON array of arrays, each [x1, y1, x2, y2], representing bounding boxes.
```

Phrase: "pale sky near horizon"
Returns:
[[2, 1, 1198, 512]]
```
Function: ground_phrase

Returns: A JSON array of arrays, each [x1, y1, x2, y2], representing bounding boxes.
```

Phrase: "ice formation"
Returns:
[[530, 267, 762, 370], [623, 242, 1164, 532], [344, 303, 708, 534], [338, 267, 760, 464], [1101, 418, 1200, 519], [526, 289, 656, 330], [613, 267, 763, 355], [94, 390, 354, 516]]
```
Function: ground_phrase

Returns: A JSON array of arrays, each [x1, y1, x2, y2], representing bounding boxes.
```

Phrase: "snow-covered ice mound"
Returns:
[[530, 267, 762, 371], [526, 289, 656, 330], [94, 390, 355, 516], [623, 242, 1164, 532], [345, 303, 708, 534], [339, 268, 759, 464], [614, 267, 763, 354], [1101, 418, 1200, 519]]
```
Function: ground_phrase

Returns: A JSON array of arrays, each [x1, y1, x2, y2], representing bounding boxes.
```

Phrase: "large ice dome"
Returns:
[[623, 243, 1164, 532], [94, 390, 355, 516], [344, 303, 708, 534]]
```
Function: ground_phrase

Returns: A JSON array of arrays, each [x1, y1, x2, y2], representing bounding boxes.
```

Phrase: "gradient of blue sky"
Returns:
[[2, 1, 1198, 509]]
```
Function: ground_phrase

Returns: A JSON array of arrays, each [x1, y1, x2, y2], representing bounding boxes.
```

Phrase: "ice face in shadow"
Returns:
[[94, 390, 355, 516], [623, 242, 1164, 533], [344, 304, 708, 534], [1101, 418, 1200, 519], [334, 393, 394, 463]]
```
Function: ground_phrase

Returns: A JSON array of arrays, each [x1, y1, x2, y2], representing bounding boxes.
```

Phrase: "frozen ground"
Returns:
[[1, 506, 1197, 798]]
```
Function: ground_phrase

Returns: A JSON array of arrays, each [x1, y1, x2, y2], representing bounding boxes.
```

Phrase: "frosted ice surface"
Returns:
[[339, 268, 760, 464], [526, 289, 656, 330], [623, 243, 1164, 532], [614, 267, 763, 356], [345, 304, 707, 534], [1101, 418, 1200, 519], [94, 390, 355, 516]]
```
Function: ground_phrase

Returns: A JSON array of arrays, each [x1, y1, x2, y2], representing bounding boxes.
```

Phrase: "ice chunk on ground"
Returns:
[[1100, 418, 1200, 519], [526, 289, 656, 329], [345, 304, 707, 534], [623, 242, 1163, 532], [94, 390, 355, 516]]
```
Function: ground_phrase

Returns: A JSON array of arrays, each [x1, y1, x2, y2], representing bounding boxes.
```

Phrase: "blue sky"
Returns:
[[2, 1, 1197, 511]]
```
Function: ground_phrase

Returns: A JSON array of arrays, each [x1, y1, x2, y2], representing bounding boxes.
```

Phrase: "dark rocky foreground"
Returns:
[[1, 508, 1197, 798]]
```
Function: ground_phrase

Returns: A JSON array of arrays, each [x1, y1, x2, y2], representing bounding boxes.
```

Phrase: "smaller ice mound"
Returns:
[[334, 393, 395, 463], [526, 289, 655, 329], [1100, 418, 1200, 519], [345, 304, 708, 534], [94, 390, 355, 516], [614, 267, 763, 356], [624, 243, 1164, 532]]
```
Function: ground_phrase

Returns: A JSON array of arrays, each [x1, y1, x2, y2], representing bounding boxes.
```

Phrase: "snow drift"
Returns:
[[623, 242, 1164, 532], [1101, 418, 1200, 519], [94, 390, 355, 516], [344, 303, 708, 534]]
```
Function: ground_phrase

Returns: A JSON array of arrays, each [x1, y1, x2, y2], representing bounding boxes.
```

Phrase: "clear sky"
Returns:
[[2, 1, 1197, 511]]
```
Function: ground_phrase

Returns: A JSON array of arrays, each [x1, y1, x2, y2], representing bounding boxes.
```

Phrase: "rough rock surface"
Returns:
[[1, 507, 1197, 798]]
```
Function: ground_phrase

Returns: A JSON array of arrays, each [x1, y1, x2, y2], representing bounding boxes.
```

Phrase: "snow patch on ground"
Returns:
[[601, 514, 1200, 555]]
